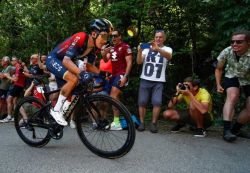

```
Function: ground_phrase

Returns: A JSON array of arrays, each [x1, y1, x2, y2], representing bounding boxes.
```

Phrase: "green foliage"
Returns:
[[0, 0, 249, 121]]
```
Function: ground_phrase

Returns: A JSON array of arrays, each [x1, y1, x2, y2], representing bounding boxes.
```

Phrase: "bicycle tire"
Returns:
[[76, 94, 135, 158], [14, 96, 51, 147]]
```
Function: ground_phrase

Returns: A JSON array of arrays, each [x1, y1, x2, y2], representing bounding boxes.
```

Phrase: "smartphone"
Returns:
[[140, 43, 151, 50]]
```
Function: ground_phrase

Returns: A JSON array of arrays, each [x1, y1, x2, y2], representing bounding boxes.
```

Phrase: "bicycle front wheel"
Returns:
[[14, 96, 51, 147], [76, 94, 135, 158]]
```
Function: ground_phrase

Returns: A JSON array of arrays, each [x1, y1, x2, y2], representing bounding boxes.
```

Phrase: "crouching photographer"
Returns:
[[163, 76, 213, 137]]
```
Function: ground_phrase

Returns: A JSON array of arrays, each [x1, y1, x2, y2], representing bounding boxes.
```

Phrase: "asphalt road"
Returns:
[[0, 123, 250, 173]]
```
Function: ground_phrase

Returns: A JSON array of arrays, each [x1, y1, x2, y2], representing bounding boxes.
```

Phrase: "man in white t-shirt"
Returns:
[[137, 30, 173, 133]]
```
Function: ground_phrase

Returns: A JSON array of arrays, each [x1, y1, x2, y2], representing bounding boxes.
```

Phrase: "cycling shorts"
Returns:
[[46, 53, 67, 80]]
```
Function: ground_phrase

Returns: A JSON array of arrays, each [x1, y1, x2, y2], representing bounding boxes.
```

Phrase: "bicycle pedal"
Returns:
[[49, 127, 63, 140]]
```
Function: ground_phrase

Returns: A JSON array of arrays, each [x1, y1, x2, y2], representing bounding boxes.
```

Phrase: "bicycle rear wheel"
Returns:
[[76, 94, 135, 158], [14, 96, 51, 147]]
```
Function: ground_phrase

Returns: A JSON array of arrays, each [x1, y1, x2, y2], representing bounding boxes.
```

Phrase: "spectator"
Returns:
[[0, 56, 26, 123], [39, 55, 51, 77], [215, 30, 250, 142], [19, 80, 46, 125], [41, 55, 47, 65], [23, 54, 44, 82], [0, 56, 12, 119], [102, 29, 133, 130], [136, 30, 172, 133], [163, 77, 213, 137]]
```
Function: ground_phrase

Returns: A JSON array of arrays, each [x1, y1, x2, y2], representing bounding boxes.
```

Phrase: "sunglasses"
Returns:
[[231, 40, 246, 45], [99, 33, 109, 41], [111, 34, 119, 38]]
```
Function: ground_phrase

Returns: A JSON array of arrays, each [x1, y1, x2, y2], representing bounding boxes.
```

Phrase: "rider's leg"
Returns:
[[53, 71, 78, 112], [51, 71, 78, 126]]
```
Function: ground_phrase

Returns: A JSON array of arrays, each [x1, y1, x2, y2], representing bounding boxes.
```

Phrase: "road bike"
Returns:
[[14, 76, 135, 158]]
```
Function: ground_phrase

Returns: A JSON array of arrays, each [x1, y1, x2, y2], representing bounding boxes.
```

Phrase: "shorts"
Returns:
[[224, 77, 250, 97], [224, 77, 240, 90], [0, 89, 8, 99], [8, 85, 24, 97], [138, 79, 164, 106], [46, 54, 67, 81], [178, 110, 212, 129], [110, 75, 128, 91]]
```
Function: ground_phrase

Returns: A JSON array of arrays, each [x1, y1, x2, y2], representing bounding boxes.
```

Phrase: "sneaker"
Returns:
[[50, 109, 68, 126], [70, 120, 76, 129], [109, 122, 122, 131], [150, 123, 158, 133], [0, 116, 13, 123], [223, 130, 237, 142], [19, 119, 33, 131], [137, 123, 145, 132], [171, 123, 185, 133], [194, 128, 207, 137]]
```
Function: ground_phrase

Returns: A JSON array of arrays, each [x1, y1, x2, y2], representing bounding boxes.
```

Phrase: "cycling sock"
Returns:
[[62, 100, 71, 112], [114, 116, 120, 125], [54, 95, 67, 112]]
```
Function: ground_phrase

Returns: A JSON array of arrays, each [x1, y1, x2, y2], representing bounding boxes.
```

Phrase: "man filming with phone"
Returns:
[[163, 77, 213, 137], [136, 30, 172, 133]]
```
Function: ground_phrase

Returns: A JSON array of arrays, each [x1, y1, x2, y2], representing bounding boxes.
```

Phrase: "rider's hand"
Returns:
[[79, 71, 93, 84]]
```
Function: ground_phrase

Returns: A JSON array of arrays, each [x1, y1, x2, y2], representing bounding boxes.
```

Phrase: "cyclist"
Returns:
[[46, 18, 113, 126]]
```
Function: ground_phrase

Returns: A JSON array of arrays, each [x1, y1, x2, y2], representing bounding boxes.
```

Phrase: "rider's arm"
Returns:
[[86, 63, 100, 74], [63, 56, 100, 75]]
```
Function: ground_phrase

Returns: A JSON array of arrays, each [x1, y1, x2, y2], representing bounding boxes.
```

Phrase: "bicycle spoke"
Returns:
[[76, 94, 135, 158], [14, 97, 51, 147]]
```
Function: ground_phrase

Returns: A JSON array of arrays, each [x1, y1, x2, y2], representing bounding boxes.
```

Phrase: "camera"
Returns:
[[178, 83, 190, 90], [140, 43, 151, 50]]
